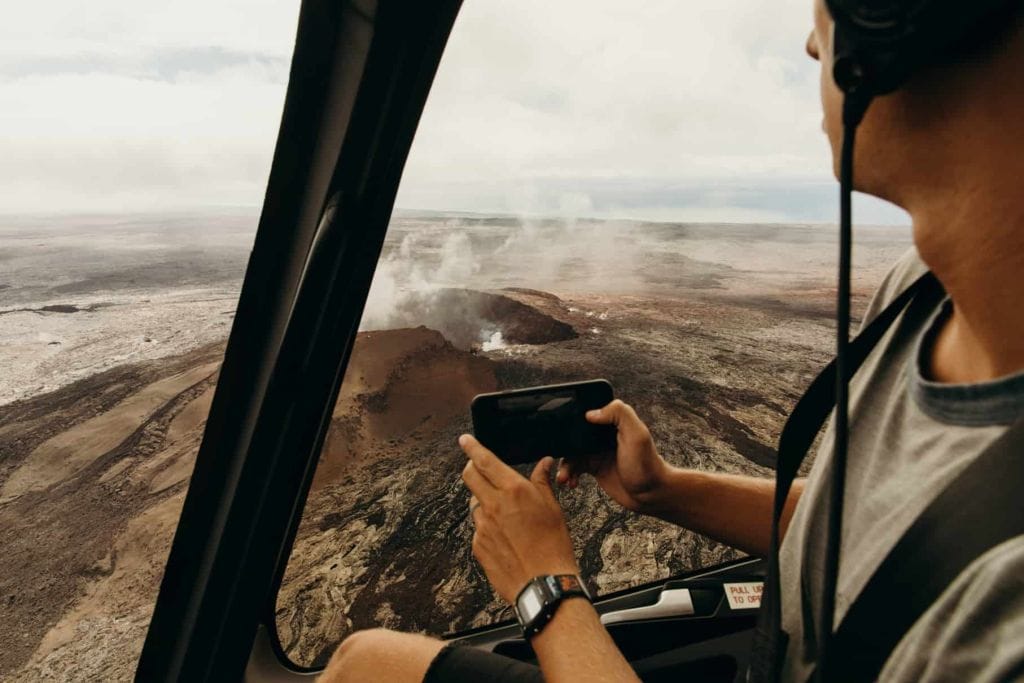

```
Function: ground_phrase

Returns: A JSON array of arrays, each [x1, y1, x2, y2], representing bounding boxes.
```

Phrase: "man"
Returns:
[[321, 0, 1024, 680]]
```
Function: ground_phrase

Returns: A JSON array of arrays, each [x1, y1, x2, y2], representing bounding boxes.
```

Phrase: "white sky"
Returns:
[[0, 0, 908, 223]]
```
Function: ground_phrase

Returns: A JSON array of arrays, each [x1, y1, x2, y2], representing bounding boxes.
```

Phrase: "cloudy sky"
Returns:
[[0, 0, 907, 223]]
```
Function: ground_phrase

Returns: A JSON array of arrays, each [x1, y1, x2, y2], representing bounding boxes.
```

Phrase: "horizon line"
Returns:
[[0, 205, 912, 229]]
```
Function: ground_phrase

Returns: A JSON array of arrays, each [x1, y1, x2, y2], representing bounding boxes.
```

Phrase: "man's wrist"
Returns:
[[530, 597, 642, 682], [632, 464, 687, 517], [514, 573, 590, 639], [529, 594, 598, 647]]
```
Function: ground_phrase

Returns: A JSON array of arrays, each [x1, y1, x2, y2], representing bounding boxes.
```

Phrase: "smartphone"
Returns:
[[471, 379, 617, 465]]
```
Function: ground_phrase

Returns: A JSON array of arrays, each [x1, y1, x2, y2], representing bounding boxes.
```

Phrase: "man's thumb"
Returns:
[[531, 456, 555, 490]]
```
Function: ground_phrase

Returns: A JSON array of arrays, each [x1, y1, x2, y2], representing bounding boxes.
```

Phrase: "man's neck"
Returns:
[[899, 22, 1024, 384], [912, 181, 1024, 384]]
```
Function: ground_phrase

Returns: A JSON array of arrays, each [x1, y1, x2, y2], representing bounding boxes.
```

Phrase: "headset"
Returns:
[[811, 1, 1017, 680], [827, 0, 1016, 99]]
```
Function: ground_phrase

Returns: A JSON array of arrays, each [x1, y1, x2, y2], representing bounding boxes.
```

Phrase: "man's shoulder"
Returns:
[[881, 535, 1024, 682], [861, 247, 930, 325]]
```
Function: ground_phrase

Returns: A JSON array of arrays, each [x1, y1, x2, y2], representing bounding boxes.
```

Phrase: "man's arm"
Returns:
[[460, 436, 641, 682], [531, 599, 640, 683], [560, 400, 805, 556], [642, 468, 805, 556], [457, 402, 807, 683]]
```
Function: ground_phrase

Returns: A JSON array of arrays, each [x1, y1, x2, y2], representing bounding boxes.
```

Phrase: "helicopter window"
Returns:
[[0, 0, 297, 677], [0, 220, 264, 676], [272, 0, 912, 669]]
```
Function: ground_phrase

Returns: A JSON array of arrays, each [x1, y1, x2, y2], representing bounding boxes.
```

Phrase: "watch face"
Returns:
[[517, 585, 543, 622]]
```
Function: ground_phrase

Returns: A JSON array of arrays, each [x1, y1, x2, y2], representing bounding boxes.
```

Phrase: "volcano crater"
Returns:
[[379, 288, 577, 349]]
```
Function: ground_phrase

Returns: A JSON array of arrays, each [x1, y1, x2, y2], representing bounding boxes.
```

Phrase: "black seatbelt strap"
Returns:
[[817, 412, 1024, 683], [748, 271, 942, 682]]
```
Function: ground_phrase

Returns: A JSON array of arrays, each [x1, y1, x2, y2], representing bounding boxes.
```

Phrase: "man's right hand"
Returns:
[[556, 399, 672, 515]]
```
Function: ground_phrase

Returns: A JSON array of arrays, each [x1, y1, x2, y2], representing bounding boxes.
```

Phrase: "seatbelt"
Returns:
[[822, 412, 1024, 682], [749, 271, 941, 682]]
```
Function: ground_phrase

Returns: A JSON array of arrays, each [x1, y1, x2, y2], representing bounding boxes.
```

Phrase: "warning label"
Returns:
[[723, 581, 764, 610]]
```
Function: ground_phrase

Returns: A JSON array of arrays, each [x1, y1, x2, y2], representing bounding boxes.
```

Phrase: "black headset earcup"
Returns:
[[828, 0, 927, 40], [825, 0, 1017, 96]]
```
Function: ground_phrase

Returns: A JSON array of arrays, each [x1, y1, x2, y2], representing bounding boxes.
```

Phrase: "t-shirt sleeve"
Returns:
[[879, 536, 1024, 683]]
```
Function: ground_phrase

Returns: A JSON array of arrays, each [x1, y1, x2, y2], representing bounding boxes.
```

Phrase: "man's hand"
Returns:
[[556, 399, 672, 515], [459, 434, 579, 604]]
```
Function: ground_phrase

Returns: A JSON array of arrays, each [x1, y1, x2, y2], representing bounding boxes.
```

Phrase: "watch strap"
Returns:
[[553, 574, 588, 597]]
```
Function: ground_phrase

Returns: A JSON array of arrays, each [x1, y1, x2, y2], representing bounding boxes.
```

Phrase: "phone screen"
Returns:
[[471, 380, 616, 465]]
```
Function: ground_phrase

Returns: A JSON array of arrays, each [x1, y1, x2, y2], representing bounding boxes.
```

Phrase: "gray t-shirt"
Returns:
[[778, 248, 1024, 682]]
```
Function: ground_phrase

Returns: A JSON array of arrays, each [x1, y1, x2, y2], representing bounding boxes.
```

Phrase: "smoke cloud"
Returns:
[[358, 208, 642, 348]]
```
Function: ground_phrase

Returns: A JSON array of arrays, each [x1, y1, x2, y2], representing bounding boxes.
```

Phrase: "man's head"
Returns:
[[806, 0, 1024, 214]]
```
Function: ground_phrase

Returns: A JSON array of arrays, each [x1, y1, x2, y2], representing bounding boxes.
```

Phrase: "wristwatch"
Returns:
[[514, 574, 591, 640]]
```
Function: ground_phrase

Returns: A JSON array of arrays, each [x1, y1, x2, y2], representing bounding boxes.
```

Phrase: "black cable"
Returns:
[[816, 92, 870, 682]]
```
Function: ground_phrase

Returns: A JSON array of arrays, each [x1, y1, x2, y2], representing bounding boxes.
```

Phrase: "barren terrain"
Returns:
[[0, 213, 910, 679]]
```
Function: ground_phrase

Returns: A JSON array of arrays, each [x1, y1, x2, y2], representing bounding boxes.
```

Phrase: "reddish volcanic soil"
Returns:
[[313, 326, 499, 487]]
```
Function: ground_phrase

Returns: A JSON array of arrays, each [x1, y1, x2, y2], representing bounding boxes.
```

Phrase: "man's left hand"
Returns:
[[459, 434, 580, 604]]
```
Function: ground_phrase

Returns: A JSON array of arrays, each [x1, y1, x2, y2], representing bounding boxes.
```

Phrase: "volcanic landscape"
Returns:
[[0, 212, 910, 679]]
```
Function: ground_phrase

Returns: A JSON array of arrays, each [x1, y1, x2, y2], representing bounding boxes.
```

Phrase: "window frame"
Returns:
[[137, 0, 463, 678]]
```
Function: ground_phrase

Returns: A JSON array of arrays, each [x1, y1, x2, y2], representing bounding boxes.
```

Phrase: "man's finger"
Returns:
[[558, 456, 596, 487], [462, 460, 497, 501], [459, 434, 519, 488], [585, 398, 635, 426], [530, 456, 556, 492], [556, 459, 571, 486]]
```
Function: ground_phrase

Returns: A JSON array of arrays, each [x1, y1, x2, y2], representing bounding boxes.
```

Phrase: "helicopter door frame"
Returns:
[[136, 1, 463, 679]]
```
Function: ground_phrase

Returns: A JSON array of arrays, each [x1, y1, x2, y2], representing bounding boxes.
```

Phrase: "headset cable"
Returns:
[[817, 90, 871, 683]]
